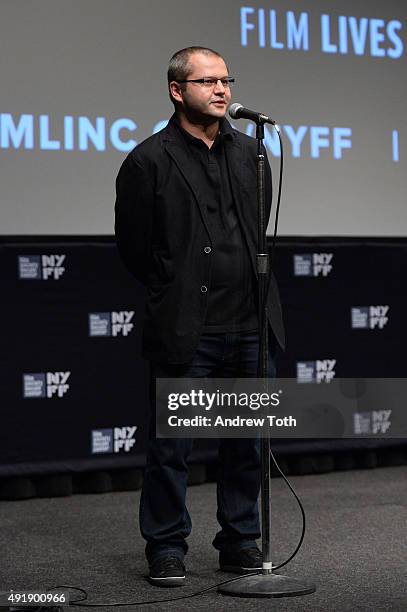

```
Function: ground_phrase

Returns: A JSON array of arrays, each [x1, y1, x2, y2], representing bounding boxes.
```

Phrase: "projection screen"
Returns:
[[0, 0, 405, 235]]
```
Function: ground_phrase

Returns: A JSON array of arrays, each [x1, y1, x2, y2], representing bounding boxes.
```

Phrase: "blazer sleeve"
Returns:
[[114, 153, 154, 286]]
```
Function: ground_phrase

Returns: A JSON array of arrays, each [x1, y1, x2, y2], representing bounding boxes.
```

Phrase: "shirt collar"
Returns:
[[170, 114, 233, 148]]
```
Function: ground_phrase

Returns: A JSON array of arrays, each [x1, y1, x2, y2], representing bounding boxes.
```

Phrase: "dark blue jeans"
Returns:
[[139, 330, 277, 564]]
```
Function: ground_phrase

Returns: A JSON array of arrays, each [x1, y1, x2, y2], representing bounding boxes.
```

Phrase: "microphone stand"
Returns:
[[218, 119, 316, 598]]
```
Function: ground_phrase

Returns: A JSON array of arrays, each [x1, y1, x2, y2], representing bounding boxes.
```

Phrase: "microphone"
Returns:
[[228, 102, 276, 125]]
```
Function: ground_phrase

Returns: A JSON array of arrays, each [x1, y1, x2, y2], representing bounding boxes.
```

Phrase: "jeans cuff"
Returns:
[[214, 538, 260, 553], [148, 547, 185, 564]]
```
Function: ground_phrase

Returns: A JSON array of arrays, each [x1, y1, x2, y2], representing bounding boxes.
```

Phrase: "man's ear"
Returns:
[[169, 81, 183, 104]]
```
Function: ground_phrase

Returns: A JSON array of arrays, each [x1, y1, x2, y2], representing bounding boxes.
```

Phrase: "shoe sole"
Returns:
[[219, 564, 262, 574], [148, 575, 185, 587]]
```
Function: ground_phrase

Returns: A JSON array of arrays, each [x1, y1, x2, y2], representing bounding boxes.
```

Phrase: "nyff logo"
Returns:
[[297, 359, 336, 383], [293, 253, 333, 277], [89, 311, 135, 337], [46, 371, 70, 397], [111, 311, 134, 336], [41, 254, 66, 279], [351, 306, 389, 329], [114, 426, 137, 452], [354, 410, 392, 435], [18, 254, 66, 280], [23, 371, 71, 398], [91, 425, 137, 454]]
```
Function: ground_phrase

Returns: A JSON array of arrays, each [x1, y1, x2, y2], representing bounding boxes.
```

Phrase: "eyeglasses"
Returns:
[[177, 77, 235, 89]]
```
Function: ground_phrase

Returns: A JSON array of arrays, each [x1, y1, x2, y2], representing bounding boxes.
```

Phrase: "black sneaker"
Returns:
[[148, 555, 186, 587], [219, 546, 262, 574]]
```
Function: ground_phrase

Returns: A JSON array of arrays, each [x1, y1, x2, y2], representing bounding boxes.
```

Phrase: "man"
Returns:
[[115, 46, 284, 586]]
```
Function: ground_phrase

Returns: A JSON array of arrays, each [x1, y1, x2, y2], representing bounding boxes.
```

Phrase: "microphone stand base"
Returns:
[[218, 572, 316, 599]]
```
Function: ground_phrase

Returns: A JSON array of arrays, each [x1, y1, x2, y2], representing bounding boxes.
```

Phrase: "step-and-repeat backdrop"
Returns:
[[1, 237, 405, 475]]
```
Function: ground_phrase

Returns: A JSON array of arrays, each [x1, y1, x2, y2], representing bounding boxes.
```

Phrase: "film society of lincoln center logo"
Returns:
[[91, 426, 137, 454], [89, 311, 135, 337], [297, 359, 336, 383], [23, 372, 70, 398], [18, 254, 66, 280], [351, 306, 390, 329], [293, 253, 333, 277]]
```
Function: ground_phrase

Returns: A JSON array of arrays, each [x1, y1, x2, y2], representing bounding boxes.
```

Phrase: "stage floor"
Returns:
[[1, 465, 406, 611]]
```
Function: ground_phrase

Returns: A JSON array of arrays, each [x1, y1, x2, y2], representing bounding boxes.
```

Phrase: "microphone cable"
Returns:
[[48, 461, 306, 609], [264, 122, 283, 312]]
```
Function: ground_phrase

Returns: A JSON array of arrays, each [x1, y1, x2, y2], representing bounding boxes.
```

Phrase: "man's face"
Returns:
[[171, 52, 232, 122]]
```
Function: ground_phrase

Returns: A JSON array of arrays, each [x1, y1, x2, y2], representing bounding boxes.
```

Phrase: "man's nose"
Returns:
[[214, 79, 226, 94]]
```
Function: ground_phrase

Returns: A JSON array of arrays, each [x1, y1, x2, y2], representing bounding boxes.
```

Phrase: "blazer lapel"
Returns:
[[162, 122, 212, 240]]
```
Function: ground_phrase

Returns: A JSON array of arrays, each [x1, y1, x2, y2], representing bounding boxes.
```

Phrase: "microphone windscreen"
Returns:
[[228, 103, 243, 119]]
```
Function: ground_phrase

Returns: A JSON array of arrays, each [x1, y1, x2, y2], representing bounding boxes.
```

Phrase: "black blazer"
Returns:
[[115, 116, 285, 364]]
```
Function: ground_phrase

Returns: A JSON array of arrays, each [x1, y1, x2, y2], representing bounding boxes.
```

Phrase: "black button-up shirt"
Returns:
[[172, 117, 258, 333]]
